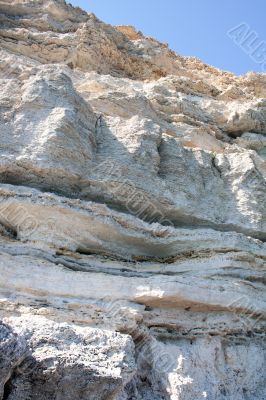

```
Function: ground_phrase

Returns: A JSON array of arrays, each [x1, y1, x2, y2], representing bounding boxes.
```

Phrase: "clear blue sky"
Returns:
[[67, 0, 266, 76]]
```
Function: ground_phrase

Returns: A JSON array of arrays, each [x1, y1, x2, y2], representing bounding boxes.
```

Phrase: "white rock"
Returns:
[[0, 1, 265, 399]]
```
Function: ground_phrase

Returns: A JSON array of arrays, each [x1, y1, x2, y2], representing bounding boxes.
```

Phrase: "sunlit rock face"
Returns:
[[0, 1, 265, 399]]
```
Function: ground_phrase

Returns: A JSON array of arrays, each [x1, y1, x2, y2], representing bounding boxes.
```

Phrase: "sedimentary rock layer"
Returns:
[[0, 1, 265, 399]]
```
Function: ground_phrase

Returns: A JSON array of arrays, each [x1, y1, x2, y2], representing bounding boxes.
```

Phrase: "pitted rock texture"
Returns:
[[0, 1, 265, 399], [0, 316, 135, 400]]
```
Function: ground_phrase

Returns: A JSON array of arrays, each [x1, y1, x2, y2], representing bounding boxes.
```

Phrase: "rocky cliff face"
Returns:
[[0, 1, 265, 399]]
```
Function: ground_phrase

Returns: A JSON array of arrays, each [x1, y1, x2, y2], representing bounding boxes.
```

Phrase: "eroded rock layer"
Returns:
[[0, 1, 265, 399]]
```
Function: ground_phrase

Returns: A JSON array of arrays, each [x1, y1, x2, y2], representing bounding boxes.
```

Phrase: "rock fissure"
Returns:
[[0, 1, 265, 399]]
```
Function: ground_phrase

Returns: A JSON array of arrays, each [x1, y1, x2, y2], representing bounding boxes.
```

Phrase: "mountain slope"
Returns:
[[0, 1, 265, 399]]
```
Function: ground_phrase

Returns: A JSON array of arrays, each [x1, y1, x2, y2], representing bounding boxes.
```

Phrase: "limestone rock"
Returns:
[[1, 316, 135, 400], [0, 1, 265, 399], [0, 323, 28, 399]]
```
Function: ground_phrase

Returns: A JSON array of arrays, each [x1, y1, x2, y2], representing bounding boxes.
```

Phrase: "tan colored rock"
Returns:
[[0, 1, 265, 399]]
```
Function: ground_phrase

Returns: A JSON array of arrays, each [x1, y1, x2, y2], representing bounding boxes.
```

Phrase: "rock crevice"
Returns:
[[0, 1, 265, 399]]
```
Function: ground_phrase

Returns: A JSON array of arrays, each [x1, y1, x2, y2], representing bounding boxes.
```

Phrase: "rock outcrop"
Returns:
[[0, 1, 265, 399]]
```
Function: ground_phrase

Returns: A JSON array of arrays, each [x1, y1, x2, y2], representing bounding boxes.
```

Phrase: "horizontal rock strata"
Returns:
[[0, 1, 265, 399]]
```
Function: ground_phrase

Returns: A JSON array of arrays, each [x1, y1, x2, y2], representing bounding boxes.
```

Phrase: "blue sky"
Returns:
[[67, 0, 266, 75]]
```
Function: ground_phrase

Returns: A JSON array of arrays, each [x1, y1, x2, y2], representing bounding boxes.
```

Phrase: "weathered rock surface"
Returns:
[[0, 316, 135, 400], [0, 1, 265, 399]]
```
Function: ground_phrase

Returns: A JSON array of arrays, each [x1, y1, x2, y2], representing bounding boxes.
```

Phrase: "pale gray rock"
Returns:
[[0, 1, 265, 399], [1, 315, 135, 400], [0, 323, 28, 399]]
